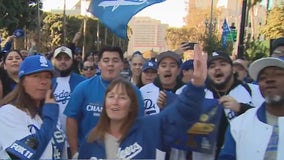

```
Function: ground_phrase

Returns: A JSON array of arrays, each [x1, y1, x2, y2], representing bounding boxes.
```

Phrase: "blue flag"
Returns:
[[221, 19, 230, 48], [88, 0, 165, 39]]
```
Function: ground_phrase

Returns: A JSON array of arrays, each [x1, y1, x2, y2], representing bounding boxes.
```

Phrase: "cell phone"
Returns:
[[181, 42, 197, 50]]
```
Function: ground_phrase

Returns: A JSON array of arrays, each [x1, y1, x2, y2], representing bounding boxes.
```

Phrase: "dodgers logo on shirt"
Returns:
[[117, 142, 142, 159], [143, 99, 157, 115], [54, 90, 71, 104]]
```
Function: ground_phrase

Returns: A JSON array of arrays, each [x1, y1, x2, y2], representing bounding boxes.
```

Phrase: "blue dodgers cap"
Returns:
[[13, 29, 25, 38], [142, 60, 158, 72], [181, 60, 194, 70], [18, 55, 54, 79]]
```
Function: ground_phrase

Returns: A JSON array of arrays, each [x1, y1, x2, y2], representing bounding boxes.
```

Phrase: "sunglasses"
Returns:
[[83, 66, 95, 71]]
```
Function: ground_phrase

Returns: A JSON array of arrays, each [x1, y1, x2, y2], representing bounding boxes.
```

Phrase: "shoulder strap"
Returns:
[[241, 82, 252, 97]]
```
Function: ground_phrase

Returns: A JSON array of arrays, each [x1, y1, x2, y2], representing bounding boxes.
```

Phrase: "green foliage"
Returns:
[[245, 40, 269, 61], [165, 27, 202, 50], [202, 33, 224, 55], [260, 6, 284, 39], [0, 0, 40, 34]]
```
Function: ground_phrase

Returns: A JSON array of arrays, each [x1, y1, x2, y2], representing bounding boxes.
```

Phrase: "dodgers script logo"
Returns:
[[98, 0, 148, 11], [54, 90, 71, 104], [144, 99, 158, 115], [117, 142, 142, 159]]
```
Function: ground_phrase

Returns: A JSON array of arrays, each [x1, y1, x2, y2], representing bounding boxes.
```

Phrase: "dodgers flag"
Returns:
[[88, 0, 165, 39], [221, 19, 230, 48]]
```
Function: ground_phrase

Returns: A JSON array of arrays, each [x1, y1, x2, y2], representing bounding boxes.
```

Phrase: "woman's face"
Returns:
[[105, 84, 131, 123], [4, 51, 23, 74], [23, 71, 52, 104]]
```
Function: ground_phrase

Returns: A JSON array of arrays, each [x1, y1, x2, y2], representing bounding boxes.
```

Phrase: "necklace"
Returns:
[[99, 76, 108, 90]]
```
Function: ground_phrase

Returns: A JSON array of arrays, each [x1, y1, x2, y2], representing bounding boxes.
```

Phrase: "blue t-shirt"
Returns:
[[64, 75, 144, 145]]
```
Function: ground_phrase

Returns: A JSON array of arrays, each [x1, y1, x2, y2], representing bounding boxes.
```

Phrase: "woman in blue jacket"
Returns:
[[78, 45, 208, 159]]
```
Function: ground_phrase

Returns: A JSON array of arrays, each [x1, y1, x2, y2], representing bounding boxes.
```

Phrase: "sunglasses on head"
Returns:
[[83, 66, 95, 71]]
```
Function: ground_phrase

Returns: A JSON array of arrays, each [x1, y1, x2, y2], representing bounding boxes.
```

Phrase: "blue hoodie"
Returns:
[[78, 83, 205, 159]]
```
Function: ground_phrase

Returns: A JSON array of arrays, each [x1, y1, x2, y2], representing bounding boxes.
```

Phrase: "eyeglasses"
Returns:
[[83, 66, 95, 71]]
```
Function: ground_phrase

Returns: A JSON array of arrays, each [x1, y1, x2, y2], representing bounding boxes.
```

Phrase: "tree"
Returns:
[[165, 27, 202, 50], [0, 0, 40, 34], [260, 6, 284, 39]]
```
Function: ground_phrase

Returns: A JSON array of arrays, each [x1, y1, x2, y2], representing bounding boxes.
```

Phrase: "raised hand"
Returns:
[[44, 89, 56, 104], [191, 44, 208, 86]]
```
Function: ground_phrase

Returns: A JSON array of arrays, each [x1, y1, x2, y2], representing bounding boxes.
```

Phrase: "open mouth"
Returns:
[[164, 74, 172, 78], [214, 73, 224, 78]]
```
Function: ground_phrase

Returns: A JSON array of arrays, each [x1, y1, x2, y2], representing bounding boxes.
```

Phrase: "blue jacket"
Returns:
[[78, 83, 205, 159], [51, 72, 86, 92]]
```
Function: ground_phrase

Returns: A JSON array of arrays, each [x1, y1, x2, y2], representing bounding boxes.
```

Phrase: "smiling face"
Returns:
[[4, 51, 23, 75], [157, 57, 180, 89], [258, 67, 284, 105], [105, 84, 131, 123], [207, 59, 234, 89]]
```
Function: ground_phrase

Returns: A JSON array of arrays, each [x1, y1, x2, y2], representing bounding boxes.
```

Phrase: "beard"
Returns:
[[265, 95, 284, 105], [209, 72, 234, 90], [55, 67, 73, 77]]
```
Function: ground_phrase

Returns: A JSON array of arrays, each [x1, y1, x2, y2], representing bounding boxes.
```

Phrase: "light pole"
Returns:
[[204, 0, 217, 54], [37, 0, 41, 43], [63, 0, 66, 44]]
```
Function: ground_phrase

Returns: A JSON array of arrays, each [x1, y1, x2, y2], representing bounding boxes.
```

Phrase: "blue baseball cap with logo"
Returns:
[[18, 54, 54, 79], [142, 60, 158, 72], [13, 29, 25, 38]]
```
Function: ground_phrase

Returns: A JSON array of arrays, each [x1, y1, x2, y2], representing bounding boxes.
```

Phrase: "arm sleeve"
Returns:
[[133, 85, 145, 117], [64, 83, 85, 119], [218, 125, 237, 160], [32, 103, 59, 158], [0, 103, 59, 159], [160, 83, 205, 148], [2, 41, 12, 52], [238, 103, 254, 115]]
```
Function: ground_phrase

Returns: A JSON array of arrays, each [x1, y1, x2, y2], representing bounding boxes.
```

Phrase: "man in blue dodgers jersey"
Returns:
[[219, 57, 284, 160], [64, 46, 145, 158], [0, 55, 66, 159], [192, 51, 264, 160], [78, 44, 208, 159], [51, 46, 86, 158]]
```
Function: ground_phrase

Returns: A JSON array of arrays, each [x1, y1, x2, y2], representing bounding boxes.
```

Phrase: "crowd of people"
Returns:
[[0, 34, 283, 160]]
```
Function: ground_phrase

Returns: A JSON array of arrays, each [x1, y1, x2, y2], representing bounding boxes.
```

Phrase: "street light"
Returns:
[[205, 17, 217, 33]]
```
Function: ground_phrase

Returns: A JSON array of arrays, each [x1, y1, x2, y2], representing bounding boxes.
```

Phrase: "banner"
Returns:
[[88, 0, 165, 39], [221, 19, 231, 48]]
